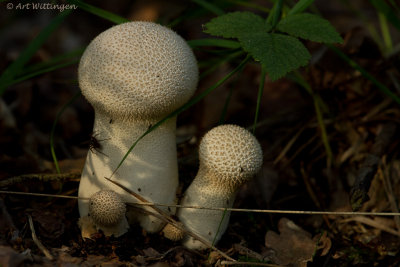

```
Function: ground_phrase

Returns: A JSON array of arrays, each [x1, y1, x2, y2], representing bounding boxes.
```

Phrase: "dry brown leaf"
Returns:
[[232, 243, 264, 261], [313, 231, 332, 257], [142, 247, 162, 258], [0, 246, 32, 267], [148, 262, 170, 267], [264, 218, 316, 267]]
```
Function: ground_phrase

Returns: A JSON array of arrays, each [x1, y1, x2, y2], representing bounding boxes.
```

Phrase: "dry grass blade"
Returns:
[[0, 191, 83, 200], [340, 216, 400, 237], [2, 190, 400, 217], [104, 177, 236, 262], [28, 215, 54, 260], [381, 158, 400, 230], [273, 125, 305, 165]]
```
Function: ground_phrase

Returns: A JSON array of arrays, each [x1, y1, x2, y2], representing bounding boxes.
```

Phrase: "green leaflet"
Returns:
[[203, 9, 342, 81], [204, 11, 271, 39], [204, 11, 309, 80], [277, 13, 343, 44], [240, 32, 310, 80]]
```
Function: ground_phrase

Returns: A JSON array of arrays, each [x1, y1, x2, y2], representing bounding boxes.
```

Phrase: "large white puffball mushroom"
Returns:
[[77, 21, 198, 235], [177, 125, 263, 250]]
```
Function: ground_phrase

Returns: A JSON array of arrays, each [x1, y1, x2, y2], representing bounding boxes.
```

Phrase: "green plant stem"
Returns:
[[111, 55, 252, 177], [328, 44, 400, 105], [388, 0, 400, 13], [313, 94, 333, 168], [188, 38, 240, 49], [252, 66, 266, 134], [292, 72, 333, 168], [221, 0, 270, 13], [67, 0, 129, 24], [191, 0, 225, 15], [208, 208, 228, 259], [4, 59, 79, 88], [50, 91, 82, 174], [368, 0, 400, 32], [378, 12, 393, 53], [22, 48, 84, 74], [0, 9, 72, 95], [218, 85, 234, 125], [267, 0, 284, 28], [200, 51, 244, 80], [288, 0, 315, 15], [218, 65, 245, 124]]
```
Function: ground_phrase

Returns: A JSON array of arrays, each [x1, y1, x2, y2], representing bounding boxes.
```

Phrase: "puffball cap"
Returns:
[[89, 190, 126, 227], [199, 125, 263, 184], [78, 22, 198, 120]]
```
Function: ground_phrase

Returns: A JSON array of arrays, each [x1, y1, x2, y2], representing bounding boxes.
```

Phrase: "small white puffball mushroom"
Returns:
[[177, 124, 263, 250], [89, 190, 126, 227], [79, 190, 129, 238], [77, 21, 199, 235], [162, 222, 185, 241]]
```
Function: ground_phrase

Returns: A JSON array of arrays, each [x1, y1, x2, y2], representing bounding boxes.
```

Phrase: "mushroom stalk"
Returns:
[[177, 125, 263, 249], [78, 114, 178, 233]]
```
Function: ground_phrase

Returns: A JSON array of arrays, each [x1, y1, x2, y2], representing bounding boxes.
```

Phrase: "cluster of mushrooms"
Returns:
[[77, 21, 263, 250]]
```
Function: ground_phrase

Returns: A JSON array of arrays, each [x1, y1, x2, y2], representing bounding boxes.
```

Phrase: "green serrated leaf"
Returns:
[[204, 11, 271, 39], [277, 13, 343, 44], [240, 32, 310, 80]]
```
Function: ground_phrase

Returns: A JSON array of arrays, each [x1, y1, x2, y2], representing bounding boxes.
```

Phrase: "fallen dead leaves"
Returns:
[[264, 217, 331, 267]]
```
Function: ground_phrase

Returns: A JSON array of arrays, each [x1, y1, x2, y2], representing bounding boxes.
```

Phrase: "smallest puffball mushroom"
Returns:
[[176, 124, 263, 250], [79, 190, 129, 238], [162, 222, 185, 241]]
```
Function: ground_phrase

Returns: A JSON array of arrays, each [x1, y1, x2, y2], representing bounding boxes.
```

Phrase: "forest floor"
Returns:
[[1, 0, 400, 266]]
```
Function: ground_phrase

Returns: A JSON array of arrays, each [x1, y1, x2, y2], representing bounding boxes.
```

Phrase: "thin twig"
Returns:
[[104, 177, 236, 262], [0, 191, 84, 200], [219, 261, 282, 266], [2, 190, 400, 216], [273, 125, 305, 165], [0, 173, 81, 187], [27, 215, 54, 260], [232, 243, 264, 262], [381, 158, 400, 230], [340, 216, 400, 237]]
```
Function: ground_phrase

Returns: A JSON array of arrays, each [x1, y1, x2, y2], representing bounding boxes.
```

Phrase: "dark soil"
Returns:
[[1, 0, 400, 266]]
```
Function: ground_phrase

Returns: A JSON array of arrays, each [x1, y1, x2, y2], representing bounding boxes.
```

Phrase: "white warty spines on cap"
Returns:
[[178, 124, 263, 250], [78, 21, 198, 120], [199, 124, 263, 189]]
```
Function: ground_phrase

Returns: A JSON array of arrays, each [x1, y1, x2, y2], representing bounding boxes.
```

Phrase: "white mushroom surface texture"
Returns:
[[77, 21, 199, 235], [177, 124, 263, 250]]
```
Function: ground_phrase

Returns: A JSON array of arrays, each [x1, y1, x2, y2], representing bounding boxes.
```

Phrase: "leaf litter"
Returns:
[[1, 1, 400, 266]]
